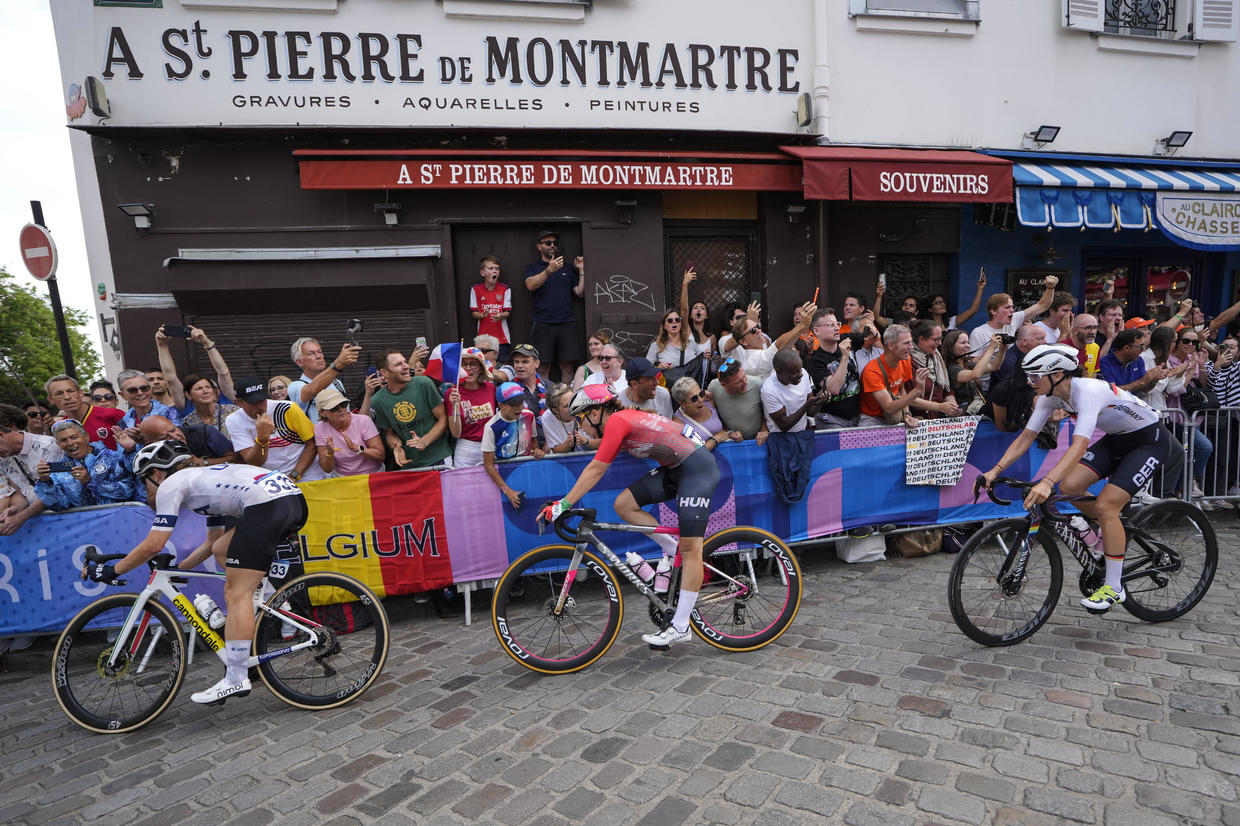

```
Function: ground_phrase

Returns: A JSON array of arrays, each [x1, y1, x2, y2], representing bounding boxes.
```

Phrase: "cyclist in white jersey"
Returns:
[[981, 344, 1171, 612], [85, 440, 307, 703]]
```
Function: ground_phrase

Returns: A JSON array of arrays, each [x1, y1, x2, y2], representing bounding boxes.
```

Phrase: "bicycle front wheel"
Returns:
[[491, 544, 623, 674], [691, 527, 802, 652], [948, 518, 1063, 646], [52, 594, 187, 734], [254, 572, 389, 709], [1121, 500, 1218, 622]]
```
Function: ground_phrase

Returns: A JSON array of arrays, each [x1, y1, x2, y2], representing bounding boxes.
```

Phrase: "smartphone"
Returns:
[[46, 460, 75, 473], [750, 291, 761, 305], [878, 272, 887, 289], [163, 324, 192, 338], [415, 335, 428, 351], [365, 366, 378, 378], [685, 259, 696, 272], [345, 318, 364, 347]]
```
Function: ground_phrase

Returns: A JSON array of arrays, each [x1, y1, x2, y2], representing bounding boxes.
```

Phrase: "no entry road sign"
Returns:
[[19, 223, 58, 281]]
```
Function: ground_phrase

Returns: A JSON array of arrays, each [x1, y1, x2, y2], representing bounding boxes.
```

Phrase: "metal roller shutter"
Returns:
[[185, 308, 432, 399]]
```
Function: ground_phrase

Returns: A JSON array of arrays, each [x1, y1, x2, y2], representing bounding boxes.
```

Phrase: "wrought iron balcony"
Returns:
[[1105, 0, 1177, 35]]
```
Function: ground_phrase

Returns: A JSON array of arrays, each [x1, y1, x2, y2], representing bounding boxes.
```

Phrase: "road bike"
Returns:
[[491, 508, 802, 674], [948, 477, 1217, 646], [52, 546, 389, 734]]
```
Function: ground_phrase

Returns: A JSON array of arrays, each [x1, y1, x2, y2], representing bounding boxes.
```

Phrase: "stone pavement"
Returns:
[[3, 513, 1239, 826]]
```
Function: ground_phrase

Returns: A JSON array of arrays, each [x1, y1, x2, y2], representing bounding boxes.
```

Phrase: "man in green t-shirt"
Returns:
[[371, 350, 451, 468]]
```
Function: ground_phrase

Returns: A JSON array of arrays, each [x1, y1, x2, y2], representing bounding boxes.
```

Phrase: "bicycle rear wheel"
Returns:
[[1121, 500, 1217, 622], [52, 594, 187, 734], [948, 518, 1063, 646], [253, 572, 389, 709], [491, 544, 623, 674], [690, 527, 802, 652]]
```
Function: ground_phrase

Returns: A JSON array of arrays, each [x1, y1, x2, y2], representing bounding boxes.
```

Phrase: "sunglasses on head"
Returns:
[[91, 394, 116, 402], [719, 357, 741, 377]]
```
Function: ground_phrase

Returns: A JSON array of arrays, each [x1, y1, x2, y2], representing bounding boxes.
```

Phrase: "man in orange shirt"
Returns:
[[858, 325, 928, 428]]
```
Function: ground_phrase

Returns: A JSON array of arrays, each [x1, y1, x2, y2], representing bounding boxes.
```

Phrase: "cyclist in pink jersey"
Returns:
[[540, 384, 721, 647]]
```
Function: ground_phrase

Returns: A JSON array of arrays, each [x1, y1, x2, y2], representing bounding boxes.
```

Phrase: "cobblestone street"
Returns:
[[3, 514, 1238, 826]]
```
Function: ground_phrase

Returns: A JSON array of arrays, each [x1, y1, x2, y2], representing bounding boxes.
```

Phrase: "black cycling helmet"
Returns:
[[132, 439, 193, 478]]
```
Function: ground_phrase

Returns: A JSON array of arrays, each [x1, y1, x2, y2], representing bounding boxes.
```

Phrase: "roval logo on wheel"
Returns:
[[19, 223, 58, 282]]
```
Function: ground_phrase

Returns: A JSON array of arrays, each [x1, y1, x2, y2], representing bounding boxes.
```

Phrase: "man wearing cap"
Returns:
[[619, 358, 674, 418], [509, 343, 548, 417], [1100, 326, 1165, 393], [524, 230, 585, 384], [225, 377, 325, 482], [313, 386, 384, 477], [482, 382, 545, 509]]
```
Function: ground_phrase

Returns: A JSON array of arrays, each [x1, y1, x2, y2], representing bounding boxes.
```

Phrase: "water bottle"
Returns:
[[192, 593, 226, 630], [625, 552, 656, 584], [653, 555, 674, 594], [1069, 516, 1103, 560]]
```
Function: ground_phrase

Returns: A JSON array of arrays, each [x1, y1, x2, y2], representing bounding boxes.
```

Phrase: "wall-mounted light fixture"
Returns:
[[614, 200, 637, 225], [1154, 130, 1193, 156], [374, 202, 402, 226], [117, 203, 154, 230], [785, 204, 808, 225], [1021, 125, 1061, 150]]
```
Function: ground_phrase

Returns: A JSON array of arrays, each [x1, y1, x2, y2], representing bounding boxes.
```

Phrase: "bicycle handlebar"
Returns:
[[551, 508, 598, 544], [973, 475, 1031, 507]]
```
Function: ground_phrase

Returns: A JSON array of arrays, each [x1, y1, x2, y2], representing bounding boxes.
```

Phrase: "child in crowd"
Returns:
[[482, 382, 544, 509], [471, 256, 513, 363]]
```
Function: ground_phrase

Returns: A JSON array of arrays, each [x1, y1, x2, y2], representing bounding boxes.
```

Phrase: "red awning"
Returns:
[[294, 149, 803, 192], [780, 146, 1013, 203]]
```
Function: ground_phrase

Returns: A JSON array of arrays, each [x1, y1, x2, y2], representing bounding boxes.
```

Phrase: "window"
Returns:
[[1084, 256, 1199, 320], [850, 0, 979, 18], [1063, 0, 1238, 43]]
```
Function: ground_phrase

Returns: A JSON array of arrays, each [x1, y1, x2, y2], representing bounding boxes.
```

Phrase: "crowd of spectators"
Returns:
[[5, 232, 1240, 532]]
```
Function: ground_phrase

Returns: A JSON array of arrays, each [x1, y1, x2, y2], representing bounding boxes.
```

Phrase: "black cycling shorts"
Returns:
[[626, 446, 720, 538], [225, 495, 309, 572], [1080, 423, 1173, 496]]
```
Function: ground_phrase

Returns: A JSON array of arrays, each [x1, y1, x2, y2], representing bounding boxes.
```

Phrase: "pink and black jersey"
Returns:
[[595, 409, 702, 468]]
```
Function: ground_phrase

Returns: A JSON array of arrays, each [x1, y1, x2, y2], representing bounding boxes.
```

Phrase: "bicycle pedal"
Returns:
[[1082, 605, 1109, 616], [647, 644, 671, 652]]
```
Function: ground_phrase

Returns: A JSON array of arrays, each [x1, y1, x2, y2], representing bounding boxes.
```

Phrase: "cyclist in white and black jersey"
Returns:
[[982, 344, 1173, 613], [85, 440, 307, 704]]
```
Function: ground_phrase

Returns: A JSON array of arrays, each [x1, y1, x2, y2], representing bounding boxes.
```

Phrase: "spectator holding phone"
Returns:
[[524, 230, 585, 384], [287, 336, 361, 424], [35, 419, 143, 510], [154, 324, 237, 417]]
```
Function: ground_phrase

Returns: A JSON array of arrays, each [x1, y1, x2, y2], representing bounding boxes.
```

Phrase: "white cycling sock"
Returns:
[[224, 640, 249, 683], [671, 589, 699, 633], [1104, 556, 1125, 594], [651, 532, 678, 558]]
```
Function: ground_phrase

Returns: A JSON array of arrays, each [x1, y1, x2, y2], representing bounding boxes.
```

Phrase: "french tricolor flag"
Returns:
[[423, 343, 462, 384]]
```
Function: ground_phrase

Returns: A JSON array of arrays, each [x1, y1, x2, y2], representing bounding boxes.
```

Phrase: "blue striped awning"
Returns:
[[1014, 162, 1240, 229]]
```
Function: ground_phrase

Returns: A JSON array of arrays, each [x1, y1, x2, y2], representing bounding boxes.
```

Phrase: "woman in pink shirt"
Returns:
[[313, 387, 384, 476]]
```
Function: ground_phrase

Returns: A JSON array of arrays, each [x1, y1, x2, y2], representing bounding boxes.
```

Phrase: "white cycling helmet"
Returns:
[[133, 439, 193, 478], [1022, 344, 1080, 377]]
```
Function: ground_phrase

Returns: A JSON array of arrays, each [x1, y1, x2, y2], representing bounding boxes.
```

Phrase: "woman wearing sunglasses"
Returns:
[[670, 377, 738, 448], [88, 380, 119, 408], [647, 308, 705, 370]]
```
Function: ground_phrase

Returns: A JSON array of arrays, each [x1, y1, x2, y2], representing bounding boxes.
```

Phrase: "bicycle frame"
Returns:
[[554, 519, 769, 618], [105, 568, 324, 674]]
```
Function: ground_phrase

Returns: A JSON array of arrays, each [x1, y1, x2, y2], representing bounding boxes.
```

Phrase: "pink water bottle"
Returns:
[[653, 555, 674, 594], [626, 552, 656, 584]]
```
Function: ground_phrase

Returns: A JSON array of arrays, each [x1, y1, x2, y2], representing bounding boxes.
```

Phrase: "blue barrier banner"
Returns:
[[0, 504, 212, 637]]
